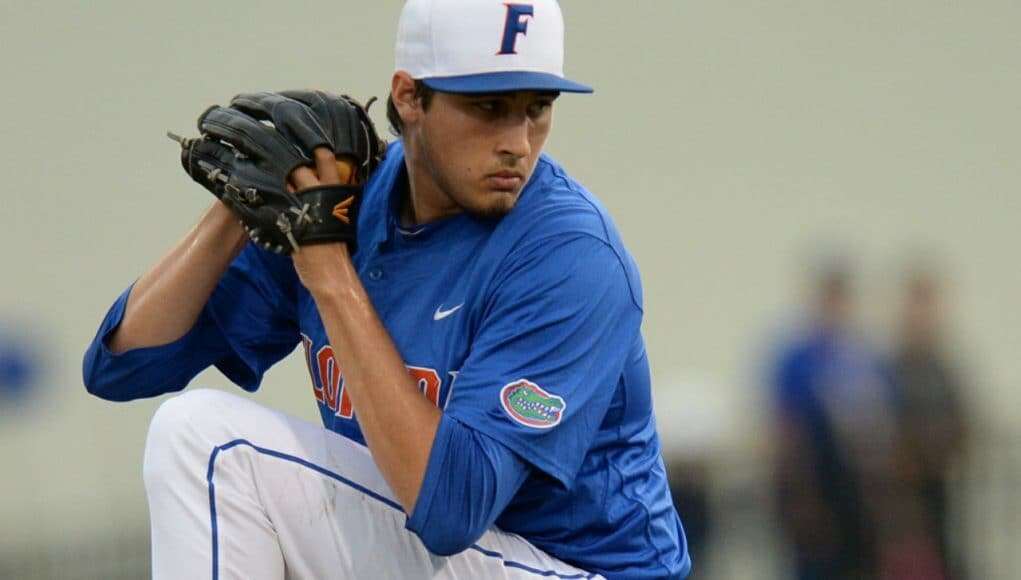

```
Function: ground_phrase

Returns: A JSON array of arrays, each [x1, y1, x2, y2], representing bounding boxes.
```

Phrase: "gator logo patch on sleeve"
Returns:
[[499, 379, 566, 429]]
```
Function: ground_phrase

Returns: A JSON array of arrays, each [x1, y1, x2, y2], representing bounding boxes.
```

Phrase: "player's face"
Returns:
[[407, 89, 557, 220]]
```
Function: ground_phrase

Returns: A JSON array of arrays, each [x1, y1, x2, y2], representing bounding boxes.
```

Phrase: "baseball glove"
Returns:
[[172, 90, 386, 254]]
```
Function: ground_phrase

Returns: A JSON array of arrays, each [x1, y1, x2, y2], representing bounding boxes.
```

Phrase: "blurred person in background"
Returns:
[[880, 267, 970, 580], [769, 260, 900, 580], [656, 374, 729, 577]]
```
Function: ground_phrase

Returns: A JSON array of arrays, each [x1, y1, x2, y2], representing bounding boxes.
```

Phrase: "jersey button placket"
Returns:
[[368, 268, 384, 281]]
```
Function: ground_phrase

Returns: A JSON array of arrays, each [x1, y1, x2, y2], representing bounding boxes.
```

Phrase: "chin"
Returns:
[[474, 204, 514, 219], [483, 193, 520, 217], [461, 190, 518, 219]]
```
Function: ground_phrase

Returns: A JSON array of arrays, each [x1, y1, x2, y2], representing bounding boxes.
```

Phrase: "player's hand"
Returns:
[[290, 148, 359, 294], [287, 149, 358, 192], [175, 90, 385, 255]]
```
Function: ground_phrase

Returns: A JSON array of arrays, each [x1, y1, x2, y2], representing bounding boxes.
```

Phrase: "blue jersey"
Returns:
[[85, 142, 689, 578]]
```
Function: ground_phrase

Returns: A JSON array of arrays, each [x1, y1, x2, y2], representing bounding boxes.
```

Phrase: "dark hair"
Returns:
[[387, 80, 436, 136]]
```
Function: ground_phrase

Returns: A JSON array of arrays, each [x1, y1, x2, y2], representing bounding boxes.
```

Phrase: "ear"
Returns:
[[391, 71, 422, 126]]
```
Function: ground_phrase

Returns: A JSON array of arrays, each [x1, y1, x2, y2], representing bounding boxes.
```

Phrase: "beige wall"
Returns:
[[1, 0, 1017, 551]]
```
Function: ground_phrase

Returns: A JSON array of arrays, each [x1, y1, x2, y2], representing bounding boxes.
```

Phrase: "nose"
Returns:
[[497, 114, 531, 160]]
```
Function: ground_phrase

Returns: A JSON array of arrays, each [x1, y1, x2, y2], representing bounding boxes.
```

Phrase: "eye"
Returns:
[[527, 100, 554, 118], [473, 100, 500, 113]]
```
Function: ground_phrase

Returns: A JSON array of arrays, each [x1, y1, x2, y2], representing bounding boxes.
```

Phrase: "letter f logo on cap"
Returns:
[[499, 3, 534, 55], [395, 0, 593, 94]]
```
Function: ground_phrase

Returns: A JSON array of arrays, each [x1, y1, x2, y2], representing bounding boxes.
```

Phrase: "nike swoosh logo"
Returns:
[[433, 303, 464, 321]]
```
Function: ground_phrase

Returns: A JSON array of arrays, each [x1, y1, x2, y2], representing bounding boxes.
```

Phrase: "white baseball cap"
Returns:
[[395, 0, 593, 94]]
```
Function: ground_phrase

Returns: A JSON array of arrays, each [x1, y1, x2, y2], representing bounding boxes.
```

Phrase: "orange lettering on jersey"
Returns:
[[306, 347, 440, 419], [407, 366, 442, 406], [317, 346, 340, 409], [315, 344, 354, 419], [301, 334, 324, 404], [336, 386, 354, 419]]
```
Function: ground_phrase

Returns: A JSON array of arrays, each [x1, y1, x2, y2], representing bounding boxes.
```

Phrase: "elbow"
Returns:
[[407, 415, 514, 557], [82, 363, 129, 401], [82, 372, 103, 398], [82, 347, 116, 400], [82, 366, 176, 402], [415, 525, 485, 557], [83, 380, 127, 402], [410, 500, 488, 557], [409, 490, 489, 556], [81, 344, 143, 402]]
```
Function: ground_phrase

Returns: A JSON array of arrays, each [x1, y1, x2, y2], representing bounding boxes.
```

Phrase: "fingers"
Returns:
[[228, 91, 283, 121], [230, 92, 332, 157], [338, 156, 359, 184], [182, 137, 237, 197], [314, 147, 341, 185], [198, 91, 376, 193], [200, 106, 299, 165], [288, 149, 350, 192], [289, 166, 320, 192]]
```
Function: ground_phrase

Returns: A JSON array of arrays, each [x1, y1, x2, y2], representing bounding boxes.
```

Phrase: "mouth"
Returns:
[[485, 171, 524, 192]]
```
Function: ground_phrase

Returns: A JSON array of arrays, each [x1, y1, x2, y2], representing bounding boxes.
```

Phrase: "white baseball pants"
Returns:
[[142, 388, 599, 579]]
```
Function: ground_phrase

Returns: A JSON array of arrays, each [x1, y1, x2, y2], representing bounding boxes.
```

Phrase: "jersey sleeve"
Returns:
[[405, 413, 530, 556], [83, 245, 301, 400], [203, 245, 302, 387], [444, 233, 643, 488]]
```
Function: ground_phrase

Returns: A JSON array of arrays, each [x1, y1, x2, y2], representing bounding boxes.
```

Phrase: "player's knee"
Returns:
[[143, 389, 234, 488], [147, 388, 234, 438]]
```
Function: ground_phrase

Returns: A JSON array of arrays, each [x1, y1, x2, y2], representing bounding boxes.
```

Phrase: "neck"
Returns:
[[400, 141, 461, 227]]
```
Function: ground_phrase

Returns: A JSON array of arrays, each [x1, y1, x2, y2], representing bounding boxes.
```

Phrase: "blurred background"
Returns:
[[1, 1, 1018, 578]]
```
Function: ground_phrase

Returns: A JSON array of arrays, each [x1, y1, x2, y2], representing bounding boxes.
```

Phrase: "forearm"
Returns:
[[108, 202, 246, 354], [294, 244, 441, 514]]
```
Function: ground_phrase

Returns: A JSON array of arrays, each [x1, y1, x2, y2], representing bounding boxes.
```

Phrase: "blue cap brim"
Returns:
[[422, 71, 593, 94]]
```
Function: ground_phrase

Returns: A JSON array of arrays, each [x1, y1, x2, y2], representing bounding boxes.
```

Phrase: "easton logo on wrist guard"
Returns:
[[332, 197, 354, 224], [500, 379, 565, 429]]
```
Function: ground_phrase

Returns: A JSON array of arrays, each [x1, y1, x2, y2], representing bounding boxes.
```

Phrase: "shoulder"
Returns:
[[508, 154, 617, 241], [494, 155, 644, 310]]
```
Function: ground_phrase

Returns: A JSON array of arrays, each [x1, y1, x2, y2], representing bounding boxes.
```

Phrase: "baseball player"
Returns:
[[83, 0, 690, 578]]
